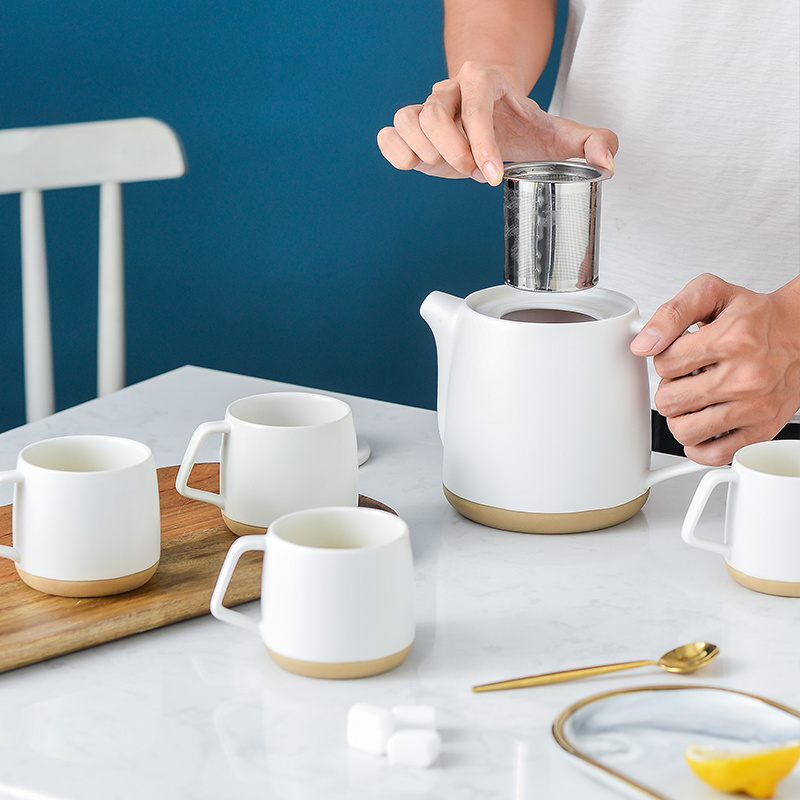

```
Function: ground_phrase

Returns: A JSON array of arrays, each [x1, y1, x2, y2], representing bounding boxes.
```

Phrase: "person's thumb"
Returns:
[[583, 128, 618, 172], [630, 275, 732, 357]]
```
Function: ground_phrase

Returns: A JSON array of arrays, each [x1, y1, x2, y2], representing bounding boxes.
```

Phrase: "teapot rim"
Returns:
[[463, 285, 638, 324]]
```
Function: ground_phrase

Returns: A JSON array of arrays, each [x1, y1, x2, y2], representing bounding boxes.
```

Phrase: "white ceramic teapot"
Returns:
[[421, 284, 706, 533]]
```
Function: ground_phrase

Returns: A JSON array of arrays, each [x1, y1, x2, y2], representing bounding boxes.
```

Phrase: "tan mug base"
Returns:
[[266, 642, 413, 679], [443, 486, 649, 534], [727, 564, 800, 597], [221, 497, 395, 536], [16, 561, 159, 597], [221, 513, 266, 537]]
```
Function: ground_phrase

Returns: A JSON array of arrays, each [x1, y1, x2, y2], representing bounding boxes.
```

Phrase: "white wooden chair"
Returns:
[[0, 118, 186, 422]]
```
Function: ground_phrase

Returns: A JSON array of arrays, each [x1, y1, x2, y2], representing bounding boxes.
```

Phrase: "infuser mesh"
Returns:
[[504, 162, 604, 292]]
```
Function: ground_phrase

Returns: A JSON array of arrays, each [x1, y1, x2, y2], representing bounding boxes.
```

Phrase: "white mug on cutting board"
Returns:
[[176, 392, 359, 535], [0, 435, 160, 597]]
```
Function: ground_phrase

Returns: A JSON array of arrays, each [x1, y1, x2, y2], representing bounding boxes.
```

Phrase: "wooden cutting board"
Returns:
[[0, 464, 395, 674], [0, 463, 258, 673]]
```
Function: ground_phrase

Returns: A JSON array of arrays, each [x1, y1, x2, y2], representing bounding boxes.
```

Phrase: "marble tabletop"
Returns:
[[0, 366, 797, 799]]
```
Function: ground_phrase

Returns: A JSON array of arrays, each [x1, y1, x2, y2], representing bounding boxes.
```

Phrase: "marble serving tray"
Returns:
[[553, 684, 800, 799]]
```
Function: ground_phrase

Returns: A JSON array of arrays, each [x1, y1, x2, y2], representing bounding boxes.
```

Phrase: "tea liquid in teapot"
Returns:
[[500, 308, 596, 324]]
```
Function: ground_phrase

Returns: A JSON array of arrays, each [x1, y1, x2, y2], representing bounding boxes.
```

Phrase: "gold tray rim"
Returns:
[[551, 683, 800, 800]]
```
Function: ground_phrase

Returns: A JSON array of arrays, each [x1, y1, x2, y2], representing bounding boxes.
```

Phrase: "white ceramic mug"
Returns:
[[210, 506, 415, 678], [175, 392, 358, 535], [0, 435, 160, 597], [682, 440, 800, 596]]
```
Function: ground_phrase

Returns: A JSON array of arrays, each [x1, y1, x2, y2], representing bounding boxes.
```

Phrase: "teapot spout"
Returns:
[[420, 291, 463, 443], [420, 290, 462, 336]]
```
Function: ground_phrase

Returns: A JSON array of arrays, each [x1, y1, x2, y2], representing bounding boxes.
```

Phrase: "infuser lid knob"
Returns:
[[504, 161, 612, 292]]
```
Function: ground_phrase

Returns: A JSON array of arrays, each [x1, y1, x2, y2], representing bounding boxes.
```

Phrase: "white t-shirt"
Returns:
[[549, 0, 800, 405]]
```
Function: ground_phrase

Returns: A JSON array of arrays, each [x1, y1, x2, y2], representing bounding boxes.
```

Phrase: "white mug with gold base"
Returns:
[[682, 439, 800, 597], [175, 392, 358, 536], [0, 435, 160, 597], [210, 506, 415, 678]]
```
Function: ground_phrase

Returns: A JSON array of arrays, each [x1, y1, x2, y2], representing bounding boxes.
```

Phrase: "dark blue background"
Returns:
[[0, 1, 564, 431]]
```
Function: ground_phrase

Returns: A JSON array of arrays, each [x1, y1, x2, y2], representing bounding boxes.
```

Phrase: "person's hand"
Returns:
[[377, 61, 618, 185], [631, 274, 800, 466]]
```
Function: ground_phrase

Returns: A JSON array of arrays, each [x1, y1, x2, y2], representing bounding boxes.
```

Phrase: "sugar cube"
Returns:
[[386, 728, 442, 768], [346, 703, 395, 755]]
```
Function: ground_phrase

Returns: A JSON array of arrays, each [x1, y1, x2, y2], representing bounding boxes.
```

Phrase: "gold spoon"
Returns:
[[472, 641, 719, 693]]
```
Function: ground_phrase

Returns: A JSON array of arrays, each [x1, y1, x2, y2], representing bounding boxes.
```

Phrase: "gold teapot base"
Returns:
[[727, 565, 800, 597], [443, 486, 649, 534]]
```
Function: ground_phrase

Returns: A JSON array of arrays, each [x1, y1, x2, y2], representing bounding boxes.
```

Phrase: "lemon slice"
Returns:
[[685, 740, 800, 798]]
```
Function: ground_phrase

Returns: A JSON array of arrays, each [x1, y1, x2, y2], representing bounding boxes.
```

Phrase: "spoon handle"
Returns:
[[472, 659, 655, 692]]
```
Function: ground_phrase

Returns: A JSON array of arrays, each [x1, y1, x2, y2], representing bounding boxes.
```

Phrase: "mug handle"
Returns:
[[0, 469, 24, 562], [209, 534, 265, 635], [175, 420, 230, 508], [680, 468, 736, 558]]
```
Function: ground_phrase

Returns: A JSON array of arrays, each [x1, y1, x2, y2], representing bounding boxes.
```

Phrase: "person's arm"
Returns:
[[377, 0, 617, 185], [443, 0, 556, 93], [631, 274, 800, 466]]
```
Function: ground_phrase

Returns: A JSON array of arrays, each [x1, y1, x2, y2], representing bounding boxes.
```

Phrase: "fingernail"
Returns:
[[482, 161, 503, 186], [471, 168, 487, 183], [631, 327, 661, 354], [605, 149, 615, 174]]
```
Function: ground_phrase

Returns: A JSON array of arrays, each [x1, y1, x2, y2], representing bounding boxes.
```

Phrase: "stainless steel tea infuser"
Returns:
[[504, 161, 612, 292]]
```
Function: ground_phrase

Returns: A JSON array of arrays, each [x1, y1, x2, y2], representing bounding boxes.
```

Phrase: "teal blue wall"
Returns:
[[0, 1, 564, 431]]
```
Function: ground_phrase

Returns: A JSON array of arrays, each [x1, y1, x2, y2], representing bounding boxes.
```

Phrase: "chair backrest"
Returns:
[[0, 118, 186, 422]]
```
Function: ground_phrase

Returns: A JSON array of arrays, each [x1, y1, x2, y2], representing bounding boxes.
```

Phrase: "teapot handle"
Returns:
[[629, 315, 711, 488], [645, 457, 708, 489]]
